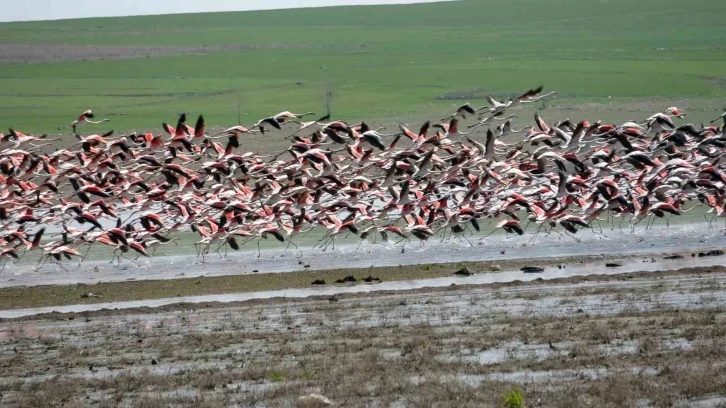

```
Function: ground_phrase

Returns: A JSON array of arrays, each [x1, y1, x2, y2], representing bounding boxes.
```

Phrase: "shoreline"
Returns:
[[1, 247, 724, 315]]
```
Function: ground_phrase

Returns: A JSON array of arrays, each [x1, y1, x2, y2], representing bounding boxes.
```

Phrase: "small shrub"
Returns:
[[268, 371, 286, 382], [502, 388, 525, 408]]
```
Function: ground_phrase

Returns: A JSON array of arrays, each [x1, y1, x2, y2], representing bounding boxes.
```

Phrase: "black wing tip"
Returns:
[[462, 104, 476, 114]]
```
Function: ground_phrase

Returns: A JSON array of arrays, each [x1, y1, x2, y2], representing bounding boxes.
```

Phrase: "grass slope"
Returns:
[[0, 0, 725, 134]]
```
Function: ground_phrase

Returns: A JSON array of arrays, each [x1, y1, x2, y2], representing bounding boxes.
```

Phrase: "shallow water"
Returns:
[[439, 338, 693, 366], [2, 222, 725, 289], [409, 366, 662, 387], [2, 254, 725, 319]]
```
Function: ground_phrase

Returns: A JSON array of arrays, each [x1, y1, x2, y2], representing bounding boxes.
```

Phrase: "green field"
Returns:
[[0, 0, 725, 135]]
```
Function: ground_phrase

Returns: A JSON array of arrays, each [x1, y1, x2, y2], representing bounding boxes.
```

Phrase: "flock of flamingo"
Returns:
[[1, 85, 726, 270]]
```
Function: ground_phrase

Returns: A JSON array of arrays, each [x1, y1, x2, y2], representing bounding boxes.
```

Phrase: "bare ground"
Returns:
[[1, 267, 725, 407], [0, 43, 324, 63]]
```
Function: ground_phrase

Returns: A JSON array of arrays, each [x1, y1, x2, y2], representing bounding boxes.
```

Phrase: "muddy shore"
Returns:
[[1, 248, 725, 313], [1, 266, 725, 407]]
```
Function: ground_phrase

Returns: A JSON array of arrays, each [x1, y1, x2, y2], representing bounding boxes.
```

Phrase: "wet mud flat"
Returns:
[[2, 248, 725, 313], [1, 268, 725, 407], [3, 221, 724, 289]]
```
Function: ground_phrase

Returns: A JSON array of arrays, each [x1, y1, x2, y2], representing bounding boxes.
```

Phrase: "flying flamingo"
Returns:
[[70, 110, 109, 133]]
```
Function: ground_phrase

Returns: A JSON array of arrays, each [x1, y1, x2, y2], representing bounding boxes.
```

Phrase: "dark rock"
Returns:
[[605, 263, 622, 268], [521, 266, 544, 273], [363, 275, 381, 283], [151, 358, 158, 365], [663, 254, 684, 260], [342, 275, 357, 283], [454, 267, 473, 276], [311, 279, 326, 285]]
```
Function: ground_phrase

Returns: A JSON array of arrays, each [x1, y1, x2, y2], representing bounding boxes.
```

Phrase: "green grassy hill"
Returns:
[[1, 0, 725, 134]]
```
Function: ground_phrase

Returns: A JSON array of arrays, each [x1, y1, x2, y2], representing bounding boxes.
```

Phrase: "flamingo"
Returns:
[[7, 85, 726, 274], [70, 110, 109, 133]]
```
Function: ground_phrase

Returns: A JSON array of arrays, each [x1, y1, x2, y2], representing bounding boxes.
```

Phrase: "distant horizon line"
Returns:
[[0, 0, 456, 24]]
